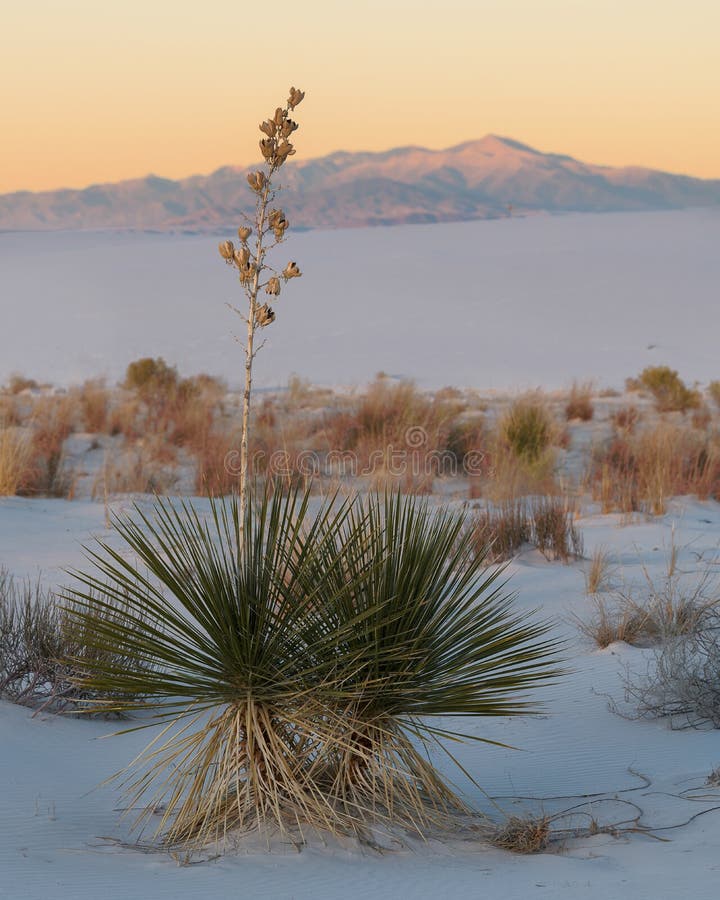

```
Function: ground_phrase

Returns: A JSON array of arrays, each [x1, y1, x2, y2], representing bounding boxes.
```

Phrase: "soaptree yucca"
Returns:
[[63, 488, 378, 847], [65, 488, 562, 847], [300, 493, 563, 832]]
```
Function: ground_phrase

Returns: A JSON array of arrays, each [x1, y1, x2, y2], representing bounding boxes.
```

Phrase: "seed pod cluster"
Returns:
[[255, 304, 275, 327], [219, 88, 305, 333]]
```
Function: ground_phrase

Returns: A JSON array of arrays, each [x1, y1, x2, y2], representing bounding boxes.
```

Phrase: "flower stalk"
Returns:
[[219, 87, 305, 526]]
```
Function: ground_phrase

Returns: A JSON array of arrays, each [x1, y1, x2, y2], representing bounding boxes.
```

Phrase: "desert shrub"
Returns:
[[708, 381, 720, 409], [63, 488, 561, 848], [7, 373, 38, 394], [21, 395, 76, 497], [0, 569, 145, 713], [77, 378, 110, 432], [636, 366, 701, 413], [123, 357, 179, 396], [500, 396, 554, 462], [623, 605, 720, 728], [565, 382, 594, 421]]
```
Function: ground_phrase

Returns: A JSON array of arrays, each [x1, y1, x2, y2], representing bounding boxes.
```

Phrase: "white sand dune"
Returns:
[[2, 495, 720, 898], [1, 208, 719, 392]]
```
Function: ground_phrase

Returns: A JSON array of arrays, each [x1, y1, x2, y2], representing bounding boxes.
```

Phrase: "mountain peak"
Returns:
[[1, 139, 718, 232]]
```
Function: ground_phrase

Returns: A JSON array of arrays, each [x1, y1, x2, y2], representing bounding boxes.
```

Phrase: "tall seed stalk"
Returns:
[[219, 86, 305, 526]]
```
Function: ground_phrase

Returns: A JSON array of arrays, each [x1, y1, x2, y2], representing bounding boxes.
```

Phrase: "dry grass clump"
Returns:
[[77, 378, 111, 433], [0, 427, 35, 495], [23, 395, 77, 496], [489, 814, 551, 853], [707, 381, 720, 410], [468, 496, 582, 564], [530, 496, 584, 562], [588, 424, 720, 515], [577, 563, 718, 649], [635, 366, 701, 413], [468, 501, 531, 563], [584, 546, 616, 595], [565, 382, 594, 421], [611, 405, 641, 434]]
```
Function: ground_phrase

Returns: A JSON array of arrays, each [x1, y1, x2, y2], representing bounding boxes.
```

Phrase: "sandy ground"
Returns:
[[1, 209, 719, 392], [2, 494, 720, 899]]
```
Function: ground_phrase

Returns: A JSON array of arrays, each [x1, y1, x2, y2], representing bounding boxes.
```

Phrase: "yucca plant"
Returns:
[[64, 487, 562, 848], [290, 492, 564, 834], [63, 487, 381, 847]]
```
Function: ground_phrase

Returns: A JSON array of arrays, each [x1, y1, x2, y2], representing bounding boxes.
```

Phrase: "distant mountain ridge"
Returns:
[[2, 135, 719, 232]]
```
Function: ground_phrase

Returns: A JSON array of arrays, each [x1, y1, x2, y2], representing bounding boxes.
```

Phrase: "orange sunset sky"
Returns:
[[1, 0, 718, 194]]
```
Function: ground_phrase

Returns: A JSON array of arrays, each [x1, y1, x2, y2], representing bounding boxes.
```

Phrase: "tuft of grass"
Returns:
[[468, 501, 531, 563], [0, 427, 34, 495], [529, 496, 584, 562], [584, 546, 615, 595], [576, 563, 719, 649], [565, 382, 594, 422], [468, 496, 583, 564], [490, 814, 551, 854], [500, 395, 554, 463], [588, 424, 720, 515]]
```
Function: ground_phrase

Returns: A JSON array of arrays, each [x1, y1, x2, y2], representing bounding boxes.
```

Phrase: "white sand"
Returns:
[[1, 208, 719, 392], [2, 494, 720, 899]]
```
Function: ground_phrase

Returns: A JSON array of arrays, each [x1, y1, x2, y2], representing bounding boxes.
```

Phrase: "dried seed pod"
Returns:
[[218, 240, 235, 260], [280, 119, 298, 139], [283, 261, 301, 279], [273, 107, 285, 127], [268, 209, 287, 229], [256, 304, 275, 327], [246, 171, 266, 192], [259, 119, 275, 138], [265, 276, 281, 296], [287, 87, 305, 110], [237, 226, 252, 242], [239, 262, 256, 283], [233, 247, 250, 267], [275, 141, 295, 163], [259, 139, 275, 161]]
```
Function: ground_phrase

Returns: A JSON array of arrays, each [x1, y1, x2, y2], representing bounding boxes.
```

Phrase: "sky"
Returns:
[[1, 0, 718, 193]]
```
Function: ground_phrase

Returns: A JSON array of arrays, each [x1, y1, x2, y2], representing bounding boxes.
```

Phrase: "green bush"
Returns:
[[123, 357, 178, 397], [501, 398, 553, 462], [637, 366, 701, 413]]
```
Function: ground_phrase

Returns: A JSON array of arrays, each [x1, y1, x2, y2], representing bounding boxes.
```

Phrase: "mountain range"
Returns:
[[2, 135, 719, 232]]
